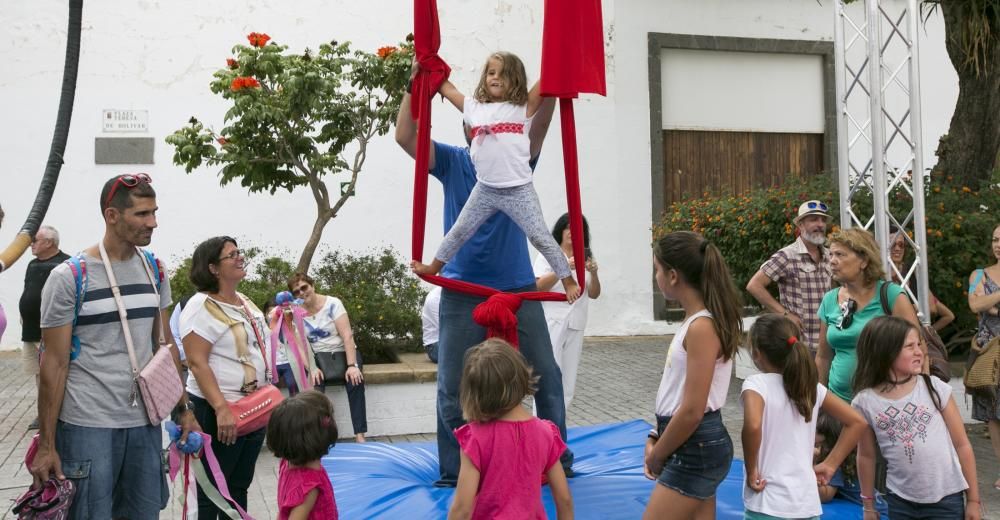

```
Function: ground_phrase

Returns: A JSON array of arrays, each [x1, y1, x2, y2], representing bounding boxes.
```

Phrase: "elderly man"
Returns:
[[746, 200, 832, 354], [19, 225, 70, 430]]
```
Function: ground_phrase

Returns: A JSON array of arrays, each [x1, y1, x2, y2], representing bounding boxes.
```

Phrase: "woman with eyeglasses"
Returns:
[[287, 272, 368, 443], [816, 228, 920, 402], [180, 236, 273, 519], [888, 227, 954, 331]]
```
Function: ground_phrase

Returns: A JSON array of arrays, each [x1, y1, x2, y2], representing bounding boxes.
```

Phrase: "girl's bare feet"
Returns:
[[562, 277, 581, 304]]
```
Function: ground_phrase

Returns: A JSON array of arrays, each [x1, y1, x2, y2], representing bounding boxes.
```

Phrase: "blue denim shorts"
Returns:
[[55, 421, 168, 520], [655, 410, 734, 500], [885, 491, 966, 519]]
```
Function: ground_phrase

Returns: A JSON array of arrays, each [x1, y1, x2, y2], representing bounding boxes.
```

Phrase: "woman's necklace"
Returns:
[[210, 291, 241, 307], [880, 374, 914, 393]]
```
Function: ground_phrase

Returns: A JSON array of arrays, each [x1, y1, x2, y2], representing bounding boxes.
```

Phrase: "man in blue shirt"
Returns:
[[396, 86, 573, 485]]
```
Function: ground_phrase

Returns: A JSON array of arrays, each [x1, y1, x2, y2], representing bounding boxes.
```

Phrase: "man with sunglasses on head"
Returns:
[[747, 200, 833, 355], [30, 174, 198, 520], [19, 225, 69, 430]]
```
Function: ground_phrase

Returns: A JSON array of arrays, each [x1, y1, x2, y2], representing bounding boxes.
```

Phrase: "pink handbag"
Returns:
[[229, 300, 282, 436], [99, 242, 184, 424]]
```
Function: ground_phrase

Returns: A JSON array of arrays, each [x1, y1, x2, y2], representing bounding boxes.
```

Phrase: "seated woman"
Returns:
[[181, 236, 272, 519], [288, 272, 368, 443]]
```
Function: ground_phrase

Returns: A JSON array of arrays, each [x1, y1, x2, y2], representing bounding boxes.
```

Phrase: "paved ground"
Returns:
[[0, 339, 997, 518]]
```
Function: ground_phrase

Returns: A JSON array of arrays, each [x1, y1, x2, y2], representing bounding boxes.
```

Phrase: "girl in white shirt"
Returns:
[[851, 316, 981, 520], [410, 51, 580, 302], [741, 313, 867, 520], [643, 231, 743, 519]]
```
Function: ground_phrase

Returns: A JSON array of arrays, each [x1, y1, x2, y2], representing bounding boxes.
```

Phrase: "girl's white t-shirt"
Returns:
[[463, 98, 533, 188], [654, 310, 732, 417], [741, 374, 828, 517], [181, 293, 269, 403], [533, 253, 589, 331], [304, 296, 348, 354], [852, 376, 967, 503]]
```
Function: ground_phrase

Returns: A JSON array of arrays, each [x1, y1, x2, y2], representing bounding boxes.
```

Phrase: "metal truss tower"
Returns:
[[833, 0, 931, 322]]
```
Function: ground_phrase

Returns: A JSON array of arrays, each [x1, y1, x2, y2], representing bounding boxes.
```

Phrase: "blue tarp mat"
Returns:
[[323, 419, 863, 519]]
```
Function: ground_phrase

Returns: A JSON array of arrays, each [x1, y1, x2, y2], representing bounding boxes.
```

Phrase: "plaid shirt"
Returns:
[[760, 237, 832, 351]]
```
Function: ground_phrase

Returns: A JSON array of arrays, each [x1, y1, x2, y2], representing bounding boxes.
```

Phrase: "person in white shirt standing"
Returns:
[[533, 213, 600, 408], [421, 287, 441, 363]]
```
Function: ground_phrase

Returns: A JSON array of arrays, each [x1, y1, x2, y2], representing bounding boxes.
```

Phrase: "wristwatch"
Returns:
[[349, 362, 360, 370]]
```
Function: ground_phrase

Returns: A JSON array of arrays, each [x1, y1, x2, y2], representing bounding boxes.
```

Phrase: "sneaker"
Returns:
[[28, 417, 39, 430]]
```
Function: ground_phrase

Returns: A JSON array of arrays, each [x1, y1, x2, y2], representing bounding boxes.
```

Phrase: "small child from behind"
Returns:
[[741, 314, 868, 519], [852, 316, 981, 519], [410, 51, 580, 303], [449, 338, 573, 520], [267, 390, 339, 520], [814, 413, 890, 516]]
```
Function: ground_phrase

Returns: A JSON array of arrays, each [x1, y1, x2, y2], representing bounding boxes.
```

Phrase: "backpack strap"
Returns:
[[65, 254, 88, 361]]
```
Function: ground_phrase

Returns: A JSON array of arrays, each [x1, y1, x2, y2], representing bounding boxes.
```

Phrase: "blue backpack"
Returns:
[[64, 249, 163, 360]]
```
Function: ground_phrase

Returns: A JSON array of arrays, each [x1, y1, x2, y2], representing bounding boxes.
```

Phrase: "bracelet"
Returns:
[[863, 508, 877, 513], [860, 494, 874, 501]]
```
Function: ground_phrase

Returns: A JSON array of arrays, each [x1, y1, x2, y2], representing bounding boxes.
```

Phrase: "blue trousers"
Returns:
[[435, 284, 573, 485]]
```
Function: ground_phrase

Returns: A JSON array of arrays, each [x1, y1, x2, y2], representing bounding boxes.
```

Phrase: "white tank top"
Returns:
[[654, 309, 733, 417]]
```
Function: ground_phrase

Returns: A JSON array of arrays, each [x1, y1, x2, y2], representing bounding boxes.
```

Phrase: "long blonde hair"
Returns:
[[473, 51, 529, 105]]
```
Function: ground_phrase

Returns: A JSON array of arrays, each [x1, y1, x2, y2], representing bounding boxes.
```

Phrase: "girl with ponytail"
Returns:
[[643, 231, 743, 519], [741, 313, 867, 519]]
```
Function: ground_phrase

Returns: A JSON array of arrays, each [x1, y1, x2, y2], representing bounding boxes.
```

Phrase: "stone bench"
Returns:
[[324, 353, 438, 439]]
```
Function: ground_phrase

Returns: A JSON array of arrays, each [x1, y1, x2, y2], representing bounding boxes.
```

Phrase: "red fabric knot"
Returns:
[[472, 293, 525, 348], [787, 336, 798, 346]]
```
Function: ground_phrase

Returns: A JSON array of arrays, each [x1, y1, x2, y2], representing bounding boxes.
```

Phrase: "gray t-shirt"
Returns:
[[41, 251, 172, 428]]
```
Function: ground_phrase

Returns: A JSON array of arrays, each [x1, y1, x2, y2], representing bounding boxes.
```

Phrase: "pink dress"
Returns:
[[277, 459, 338, 520], [454, 417, 567, 519]]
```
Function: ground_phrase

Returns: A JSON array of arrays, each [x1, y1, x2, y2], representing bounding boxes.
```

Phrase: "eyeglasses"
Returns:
[[292, 284, 310, 295], [105, 173, 152, 207], [806, 201, 829, 212], [837, 298, 858, 330], [217, 249, 244, 262]]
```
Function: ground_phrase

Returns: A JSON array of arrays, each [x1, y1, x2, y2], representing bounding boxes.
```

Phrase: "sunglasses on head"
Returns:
[[105, 173, 152, 207], [807, 201, 829, 212], [837, 298, 858, 330]]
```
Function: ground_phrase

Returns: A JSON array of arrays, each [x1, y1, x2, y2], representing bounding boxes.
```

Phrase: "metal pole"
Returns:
[[865, 0, 892, 276], [906, 0, 931, 323], [834, 0, 853, 228]]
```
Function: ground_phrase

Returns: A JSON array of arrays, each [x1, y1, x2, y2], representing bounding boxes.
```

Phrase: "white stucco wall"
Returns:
[[0, 0, 957, 348]]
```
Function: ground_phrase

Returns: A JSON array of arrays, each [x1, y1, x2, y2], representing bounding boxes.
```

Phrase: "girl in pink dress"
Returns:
[[266, 390, 339, 520], [449, 338, 574, 520]]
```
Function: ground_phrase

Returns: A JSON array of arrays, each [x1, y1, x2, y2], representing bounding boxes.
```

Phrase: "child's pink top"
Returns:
[[277, 459, 338, 520], [454, 417, 567, 519]]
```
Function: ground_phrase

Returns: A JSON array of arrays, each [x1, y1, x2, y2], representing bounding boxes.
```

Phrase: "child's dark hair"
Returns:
[[654, 231, 744, 361], [460, 338, 538, 422], [852, 316, 942, 411], [266, 390, 338, 465], [749, 314, 818, 420], [816, 413, 856, 481], [551, 213, 592, 259]]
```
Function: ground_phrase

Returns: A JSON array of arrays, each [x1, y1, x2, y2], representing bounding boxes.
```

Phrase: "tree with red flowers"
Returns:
[[167, 33, 413, 271]]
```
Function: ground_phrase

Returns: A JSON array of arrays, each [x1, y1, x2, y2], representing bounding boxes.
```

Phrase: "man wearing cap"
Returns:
[[746, 200, 833, 354]]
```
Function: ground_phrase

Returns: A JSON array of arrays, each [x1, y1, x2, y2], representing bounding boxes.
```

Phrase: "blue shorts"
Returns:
[[885, 491, 966, 519], [655, 410, 734, 500], [55, 420, 168, 519]]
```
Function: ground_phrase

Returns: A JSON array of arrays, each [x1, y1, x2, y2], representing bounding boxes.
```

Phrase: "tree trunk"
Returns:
[[296, 210, 332, 273], [0, 0, 82, 272], [933, 2, 1000, 190]]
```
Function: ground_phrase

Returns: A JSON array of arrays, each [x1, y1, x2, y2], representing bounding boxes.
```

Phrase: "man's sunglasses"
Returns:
[[105, 173, 152, 207], [837, 298, 858, 330], [806, 201, 829, 212]]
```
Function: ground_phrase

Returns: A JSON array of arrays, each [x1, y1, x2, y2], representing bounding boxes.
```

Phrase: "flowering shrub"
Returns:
[[654, 171, 1000, 331]]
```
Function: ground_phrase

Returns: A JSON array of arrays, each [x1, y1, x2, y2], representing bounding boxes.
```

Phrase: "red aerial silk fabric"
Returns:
[[411, 0, 606, 347], [539, 0, 606, 98]]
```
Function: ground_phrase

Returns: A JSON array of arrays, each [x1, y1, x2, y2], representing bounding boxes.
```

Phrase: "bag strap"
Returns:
[[97, 241, 142, 406], [879, 281, 893, 316], [240, 297, 273, 382]]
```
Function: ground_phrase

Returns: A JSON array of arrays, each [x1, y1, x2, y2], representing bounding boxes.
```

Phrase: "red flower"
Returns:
[[217, 137, 228, 145], [230, 76, 261, 92], [247, 32, 271, 48], [226, 58, 238, 69], [377, 46, 397, 59]]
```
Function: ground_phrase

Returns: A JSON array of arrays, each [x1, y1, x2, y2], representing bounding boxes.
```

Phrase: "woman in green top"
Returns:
[[816, 228, 920, 401]]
